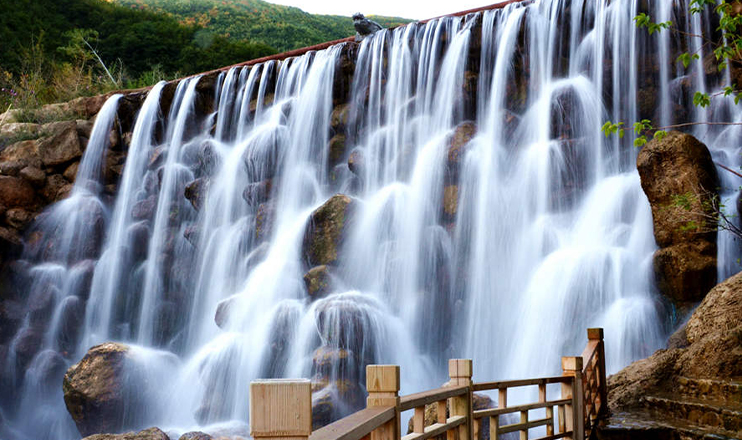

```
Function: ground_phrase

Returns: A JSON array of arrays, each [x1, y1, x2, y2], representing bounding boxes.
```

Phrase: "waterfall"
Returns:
[[0, 0, 740, 438]]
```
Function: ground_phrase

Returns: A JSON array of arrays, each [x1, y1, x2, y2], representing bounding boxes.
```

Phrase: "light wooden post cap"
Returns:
[[366, 365, 400, 393], [587, 328, 604, 340], [448, 359, 473, 379], [250, 379, 312, 437], [562, 356, 583, 373]]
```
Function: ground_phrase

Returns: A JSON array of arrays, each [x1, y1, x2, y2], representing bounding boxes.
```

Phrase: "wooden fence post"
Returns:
[[250, 379, 312, 440], [561, 356, 584, 440], [366, 364, 401, 440], [587, 328, 607, 416], [448, 359, 473, 440]]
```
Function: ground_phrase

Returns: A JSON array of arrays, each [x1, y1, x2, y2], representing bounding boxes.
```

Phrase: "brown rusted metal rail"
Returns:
[[249, 328, 608, 440]]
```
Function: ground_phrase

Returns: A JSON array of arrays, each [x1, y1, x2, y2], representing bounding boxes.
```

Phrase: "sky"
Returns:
[[266, 0, 499, 20]]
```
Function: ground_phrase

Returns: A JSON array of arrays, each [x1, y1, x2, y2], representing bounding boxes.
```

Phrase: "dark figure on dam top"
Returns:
[[352, 12, 383, 41]]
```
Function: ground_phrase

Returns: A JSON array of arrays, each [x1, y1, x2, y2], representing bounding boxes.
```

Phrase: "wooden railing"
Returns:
[[249, 328, 607, 440]]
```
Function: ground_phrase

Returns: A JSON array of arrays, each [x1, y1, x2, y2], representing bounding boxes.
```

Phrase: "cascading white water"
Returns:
[[1, 94, 122, 440], [1, 0, 741, 438]]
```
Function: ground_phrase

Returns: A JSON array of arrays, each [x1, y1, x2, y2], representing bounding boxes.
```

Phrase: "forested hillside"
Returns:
[[0, 0, 275, 109], [110, 0, 412, 52]]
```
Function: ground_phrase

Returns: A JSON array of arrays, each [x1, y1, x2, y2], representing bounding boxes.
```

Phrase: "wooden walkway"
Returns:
[[249, 328, 607, 440]]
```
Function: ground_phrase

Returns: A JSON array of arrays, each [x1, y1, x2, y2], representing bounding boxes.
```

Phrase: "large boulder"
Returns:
[[302, 194, 357, 267], [636, 132, 719, 303], [38, 121, 83, 167], [607, 272, 741, 411], [82, 427, 170, 440], [184, 178, 208, 211], [62, 342, 142, 437], [303, 265, 334, 300], [446, 121, 477, 182], [0, 176, 36, 210], [0, 139, 42, 169]]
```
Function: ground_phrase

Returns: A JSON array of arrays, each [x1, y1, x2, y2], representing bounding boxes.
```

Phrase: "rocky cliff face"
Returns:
[[599, 272, 741, 439]]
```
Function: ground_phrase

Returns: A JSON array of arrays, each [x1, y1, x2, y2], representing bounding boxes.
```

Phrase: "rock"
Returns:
[[685, 272, 741, 344], [302, 194, 357, 267], [303, 265, 334, 299], [76, 119, 94, 139], [312, 345, 352, 383], [0, 160, 26, 176], [214, 296, 236, 329], [607, 349, 683, 410], [64, 162, 79, 182], [197, 141, 218, 176], [39, 174, 69, 203], [4, 208, 33, 229], [178, 432, 213, 440], [29, 349, 68, 391], [127, 221, 151, 261], [0, 139, 42, 168], [38, 121, 83, 167], [347, 149, 364, 176], [183, 223, 200, 248], [254, 202, 276, 241], [0, 226, 23, 261], [28, 283, 58, 324], [132, 195, 157, 221], [607, 272, 741, 412], [12, 326, 44, 369], [242, 179, 273, 206], [652, 241, 717, 303], [443, 185, 459, 218], [680, 272, 742, 379], [0, 176, 36, 209], [312, 389, 335, 430], [57, 296, 84, 355], [328, 134, 347, 165], [637, 132, 719, 247], [636, 132, 719, 303], [185, 178, 208, 211], [18, 166, 46, 187], [446, 121, 477, 181], [62, 342, 138, 437], [330, 104, 349, 132], [0, 122, 40, 139], [82, 427, 170, 440]]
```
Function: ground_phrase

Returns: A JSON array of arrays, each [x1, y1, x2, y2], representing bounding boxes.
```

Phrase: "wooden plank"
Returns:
[[520, 410, 528, 440], [581, 341, 598, 370], [310, 407, 394, 440], [495, 417, 553, 435], [400, 386, 469, 410], [489, 416, 498, 440], [250, 380, 312, 438], [536, 432, 573, 440], [413, 407, 425, 433], [400, 416, 467, 440], [437, 400, 447, 424], [473, 399, 571, 418], [473, 376, 571, 392]]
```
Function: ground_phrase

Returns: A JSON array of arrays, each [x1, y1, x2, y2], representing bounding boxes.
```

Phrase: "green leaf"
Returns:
[[693, 91, 711, 108]]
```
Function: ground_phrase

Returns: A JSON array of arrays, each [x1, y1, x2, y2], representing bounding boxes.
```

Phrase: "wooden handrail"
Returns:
[[309, 406, 395, 440], [473, 375, 572, 391], [400, 385, 469, 410], [249, 328, 606, 440], [473, 398, 571, 418]]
